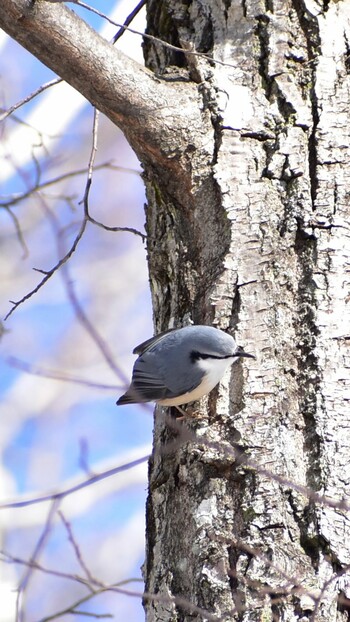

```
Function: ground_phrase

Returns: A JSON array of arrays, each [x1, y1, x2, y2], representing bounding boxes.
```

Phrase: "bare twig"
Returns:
[[196, 436, 350, 513], [0, 78, 63, 122], [248, 460, 350, 513], [42, 0, 238, 70], [112, 586, 224, 622], [79, 439, 94, 477], [63, 612, 112, 619], [38, 586, 119, 622], [0, 163, 140, 209], [5, 112, 136, 384], [4, 217, 87, 321], [1, 551, 93, 588], [0, 455, 149, 509], [39, 577, 225, 622], [63, 0, 237, 70], [3, 123, 144, 322], [59, 240, 128, 380], [84, 107, 99, 205], [0, 157, 143, 260], [59, 511, 97, 586], [6, 356, 120, 390], [310, 563, 350, 621], [16, 499, 60, 622], [3, 202, 144, 322], [2, 205, 29, 257], [46, 112, 132, 381], [86, 214, 146, 240], [229, 538, 317, 604], [2, 2, 146, 319], [1, 549, 143, 590], [2, 549, 142, 622], [112, 0, 147, 44]]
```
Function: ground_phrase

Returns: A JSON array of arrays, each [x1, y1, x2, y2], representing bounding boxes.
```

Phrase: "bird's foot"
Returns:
[[173, 405, 203, 420]]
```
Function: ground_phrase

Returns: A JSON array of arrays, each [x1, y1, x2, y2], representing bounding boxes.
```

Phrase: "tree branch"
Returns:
[[0, 0, 207, 173]]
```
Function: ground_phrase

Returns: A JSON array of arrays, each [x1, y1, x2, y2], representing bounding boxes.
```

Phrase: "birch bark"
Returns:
[[143, 2, 350, 621]]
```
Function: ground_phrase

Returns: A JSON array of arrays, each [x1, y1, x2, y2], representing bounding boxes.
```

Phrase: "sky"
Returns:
[[0, 2, 155, 620]]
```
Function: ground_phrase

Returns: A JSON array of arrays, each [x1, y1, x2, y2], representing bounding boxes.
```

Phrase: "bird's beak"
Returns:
[[235, 346, 256, 359]]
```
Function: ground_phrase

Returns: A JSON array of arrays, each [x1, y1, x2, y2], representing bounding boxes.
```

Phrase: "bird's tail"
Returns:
[[116, 392, 137, 405], [116, 383, 150, 405]]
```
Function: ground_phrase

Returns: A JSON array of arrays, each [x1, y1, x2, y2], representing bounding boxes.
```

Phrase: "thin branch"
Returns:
[[0, 163, 139, 209], [62, 248, 127, 380], [39, 576, 225, 622], [83, 107, 99, 210], [111, 586, 224, 622], [230, 538, 319, 604], [38, 586, 120, 622], [59, 511, 97, 586], [86, 214, 146, 241], [112, 0, 146, 45], [16, 499, 60, 622], [1, 551, 93, 588], [0, 455, 149, 509], [32, 0, 237, 71], [0, 78, 63, 122], [1, 549, 143, 590], [4, 217, 87, 321], [5, 544, 349, 622], [1, 550, 141, 622], [1, 403, 347, 516], [248, 459, 350, 513], [66, 0, 237, 70], [44, 112, 132, 381], [79, 439, 94, 477], [310, 563, 350, 622], [6, 356, 121, 390], [191, 434, 350, 513], [31, 144, 43, 188], [3, 115, 144, 322], [3, 204, 143, 320], [0, 156, 143, 264], [64, 612, 112, 619], [2, 205, 29, 257]]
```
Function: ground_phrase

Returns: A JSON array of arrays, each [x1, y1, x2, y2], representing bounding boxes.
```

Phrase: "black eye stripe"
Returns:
[[190, 350, 234, 363]]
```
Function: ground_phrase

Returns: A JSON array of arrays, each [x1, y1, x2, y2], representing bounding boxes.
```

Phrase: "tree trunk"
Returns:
[[142, 1, 350, 621], [1, 0, 350, 620]]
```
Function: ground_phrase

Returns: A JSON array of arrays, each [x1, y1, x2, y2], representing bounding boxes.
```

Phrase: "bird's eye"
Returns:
[[190, 351, 213, 362], [190, 350, 201, 362]]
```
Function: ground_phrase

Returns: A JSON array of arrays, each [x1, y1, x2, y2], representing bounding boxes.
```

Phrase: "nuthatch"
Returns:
[[117, 325, 254, 411]]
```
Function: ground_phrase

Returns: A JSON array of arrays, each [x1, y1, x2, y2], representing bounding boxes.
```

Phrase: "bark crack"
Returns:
[[255, 13, 272, 102], [294, 227, 323, 492], [291, 0, 323, 211]]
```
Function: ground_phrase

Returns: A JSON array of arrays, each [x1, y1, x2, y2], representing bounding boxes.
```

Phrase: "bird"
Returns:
[[116, 325, 254, 412]]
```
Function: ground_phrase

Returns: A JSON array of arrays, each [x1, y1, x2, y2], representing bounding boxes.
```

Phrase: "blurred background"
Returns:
[[0, 1, 154, 620]]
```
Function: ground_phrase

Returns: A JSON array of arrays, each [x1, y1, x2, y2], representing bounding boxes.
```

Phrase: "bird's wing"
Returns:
[[132, 368, 171, 400], [132, 353, 206, 400], [118, 369, 179, 404], [133, 328, 178, 355], [117, 355, 206, 405]]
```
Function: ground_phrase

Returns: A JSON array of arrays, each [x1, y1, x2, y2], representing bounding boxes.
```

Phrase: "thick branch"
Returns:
[[0, 0, 210, 175]]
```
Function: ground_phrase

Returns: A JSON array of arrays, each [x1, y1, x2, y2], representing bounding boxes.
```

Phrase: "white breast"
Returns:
[[158, 357, 233, 406]]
